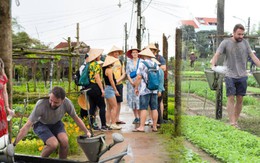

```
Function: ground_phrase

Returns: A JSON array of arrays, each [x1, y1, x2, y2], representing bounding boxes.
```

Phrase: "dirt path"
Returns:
[[69, 105, 172, 163]]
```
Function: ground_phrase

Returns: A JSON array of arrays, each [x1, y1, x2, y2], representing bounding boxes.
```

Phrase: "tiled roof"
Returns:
[[54, 42, 78, 49], [181, 20, 199, 28], [195, 17, 217, 25]]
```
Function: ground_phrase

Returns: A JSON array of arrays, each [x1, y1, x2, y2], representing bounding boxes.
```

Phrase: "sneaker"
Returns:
[[110, 124, 122, 130], [93, 126, 100, 130], [132, 118, 140, 124], [148, 119, 153, 125], [145, 119, 153, 126], [106, 123, 111, 127], [101, 125, 112, 131]]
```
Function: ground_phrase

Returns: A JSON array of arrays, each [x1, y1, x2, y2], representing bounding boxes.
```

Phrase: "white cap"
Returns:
[[252, 50, 256, 53]]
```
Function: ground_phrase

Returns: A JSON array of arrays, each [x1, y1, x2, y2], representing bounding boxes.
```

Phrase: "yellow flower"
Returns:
[[38, 146, 44, 151]]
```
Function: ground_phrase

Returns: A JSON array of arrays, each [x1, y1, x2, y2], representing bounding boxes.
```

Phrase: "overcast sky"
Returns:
[[11, 0, 260, 57]]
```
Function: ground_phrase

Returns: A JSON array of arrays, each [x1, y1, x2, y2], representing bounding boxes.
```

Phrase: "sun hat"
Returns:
[[138, 48, 155, 58], [77, 93, 89, 110], [147, 43, 158, 51], [126, 48, 140, 59], [102, 56, 119, 67], [88, 48, 104, 62], [107, 45, 123, 56], [151, 58, 161, 65]]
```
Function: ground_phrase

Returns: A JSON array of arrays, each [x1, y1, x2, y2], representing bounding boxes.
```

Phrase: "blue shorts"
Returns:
[[139, 94, 158, 110], [225, 76, 248, 96], [105, 86, 115, 99], [33, 121, 66, 144]]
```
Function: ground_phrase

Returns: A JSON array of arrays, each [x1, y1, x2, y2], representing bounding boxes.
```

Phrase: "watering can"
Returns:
[[77, 133, 130, 163], [0, 134, 14, 163]]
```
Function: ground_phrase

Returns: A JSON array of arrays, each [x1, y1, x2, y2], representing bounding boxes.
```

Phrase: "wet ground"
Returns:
[[68, 88, 172, 163], [69, 106, 172, 163]]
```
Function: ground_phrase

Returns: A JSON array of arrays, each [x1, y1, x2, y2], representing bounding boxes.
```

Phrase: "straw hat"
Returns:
[[126, 48, 140, 59], [77, 94, 89, 110], [147, 43, 158, 51], [102, 56, 119, 67], [151, 58, 161, 65], [138, 48, 155, 58], [108, 45, 123, 56], [88, 48, 104, 62]]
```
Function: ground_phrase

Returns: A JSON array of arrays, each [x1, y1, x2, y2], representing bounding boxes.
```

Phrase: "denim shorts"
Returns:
[[105, 85, 115, 99], [33, 121, 66, 143], [139, 93, 158, 110], [225, 76, 248, 96]]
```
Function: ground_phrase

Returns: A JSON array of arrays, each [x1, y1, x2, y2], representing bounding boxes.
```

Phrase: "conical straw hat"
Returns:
[[102, 56, 119, 67], [77, 94, 89, 110], [108, 45, 123, 56], [138, 48, 155, 58], [147, 43, 158, 50], [151, 58, 161, 65], [126, 48, 140, 59], [88, 48, 104, 62]]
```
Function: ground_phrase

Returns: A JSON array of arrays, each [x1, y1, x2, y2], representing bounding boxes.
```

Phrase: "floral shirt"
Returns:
[[88, 61, 101, 83]]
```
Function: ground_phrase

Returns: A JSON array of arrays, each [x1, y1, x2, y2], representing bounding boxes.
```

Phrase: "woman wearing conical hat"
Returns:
[[125, 48, 141, 124], [102, 56, 122, 130], [86, 48, 110, 130], [107, 45, 126, 125], [132, 48, 159, 132]]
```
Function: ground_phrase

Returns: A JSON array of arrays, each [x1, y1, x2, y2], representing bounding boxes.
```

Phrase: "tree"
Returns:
[[195, 30, 217, 58], [12, 18, 49, 49], [181, 25, 196, 60]]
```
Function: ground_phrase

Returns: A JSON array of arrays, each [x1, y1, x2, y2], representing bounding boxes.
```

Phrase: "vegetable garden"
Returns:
[[9, 58, 260, 162]]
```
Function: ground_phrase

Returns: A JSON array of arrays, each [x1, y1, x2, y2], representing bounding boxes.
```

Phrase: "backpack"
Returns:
[[74, 63, 90, 86], [142, 61, 160, 90]]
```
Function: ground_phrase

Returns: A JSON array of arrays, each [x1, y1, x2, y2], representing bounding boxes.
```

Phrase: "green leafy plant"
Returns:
[[182, 115, 260, 162]]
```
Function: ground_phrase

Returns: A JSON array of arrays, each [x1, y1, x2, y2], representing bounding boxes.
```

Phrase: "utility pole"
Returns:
[[124, 23, 128, 66], [247, 17, 250, 35], [76, 23, 80, 91], [215, 0, 225, 120], [147, 29, 150, 45], [68, 37, 72, 95], [76, 23, 80, 68], [136, 0, 142, 49]]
